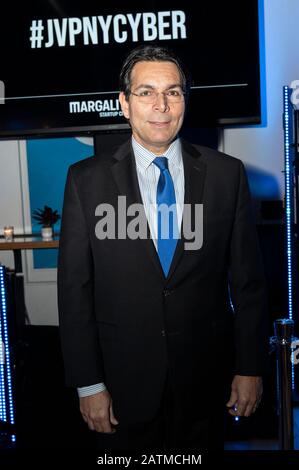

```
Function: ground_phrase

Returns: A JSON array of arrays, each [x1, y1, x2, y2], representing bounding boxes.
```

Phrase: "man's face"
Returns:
[[119, 61, 185, 155]]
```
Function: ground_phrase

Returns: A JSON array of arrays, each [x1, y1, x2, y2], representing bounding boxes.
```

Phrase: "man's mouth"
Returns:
[[148, 121, 170, 127]]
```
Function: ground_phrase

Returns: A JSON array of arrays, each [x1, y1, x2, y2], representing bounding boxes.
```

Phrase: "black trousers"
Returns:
[[94, 372, 224, 452]]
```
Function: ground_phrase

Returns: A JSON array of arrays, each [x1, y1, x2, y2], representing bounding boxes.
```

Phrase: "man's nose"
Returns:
[[154, 93, 169, 112]]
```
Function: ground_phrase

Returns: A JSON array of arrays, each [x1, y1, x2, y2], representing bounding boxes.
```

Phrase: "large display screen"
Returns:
[[0, 0, 261, 137]]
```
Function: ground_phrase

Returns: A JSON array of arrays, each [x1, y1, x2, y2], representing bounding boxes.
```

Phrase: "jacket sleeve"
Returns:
[[58, 166, 104, 387], [229, 161, 269, 376]]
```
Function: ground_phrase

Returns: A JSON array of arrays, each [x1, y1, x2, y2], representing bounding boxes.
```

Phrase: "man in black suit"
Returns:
[[58, 45, 268, 451]]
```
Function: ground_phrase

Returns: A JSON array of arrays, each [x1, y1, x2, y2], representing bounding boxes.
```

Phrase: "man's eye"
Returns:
[[139, 90, 152, 97], [167, 90, 180, 97]]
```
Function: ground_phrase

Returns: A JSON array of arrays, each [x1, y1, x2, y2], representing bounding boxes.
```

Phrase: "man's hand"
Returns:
[[80, 389, 119, 433], [226, 375, 263, 417]]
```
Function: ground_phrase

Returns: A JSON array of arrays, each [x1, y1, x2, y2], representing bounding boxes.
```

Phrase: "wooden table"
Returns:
[[0, 234, 59, 271]]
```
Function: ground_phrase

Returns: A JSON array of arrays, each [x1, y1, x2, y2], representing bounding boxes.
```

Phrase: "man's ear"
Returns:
[[119, 92, 130, 119]]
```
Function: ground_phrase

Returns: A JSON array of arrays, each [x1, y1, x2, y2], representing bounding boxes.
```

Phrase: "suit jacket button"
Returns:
[[163, 289, 170, 297], [161, 330, 165, 336]]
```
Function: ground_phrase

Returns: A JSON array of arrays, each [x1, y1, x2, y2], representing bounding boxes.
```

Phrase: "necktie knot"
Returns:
[[153, 156, 168, 172]]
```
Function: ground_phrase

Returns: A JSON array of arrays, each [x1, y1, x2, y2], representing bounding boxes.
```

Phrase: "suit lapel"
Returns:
[[110, 140, 165, 279], [166, 140, 206, 281], [110, 140, 142, 209]]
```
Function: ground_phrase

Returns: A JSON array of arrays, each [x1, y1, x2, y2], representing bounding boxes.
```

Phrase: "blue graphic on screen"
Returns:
[[26, 137, 93, 269]]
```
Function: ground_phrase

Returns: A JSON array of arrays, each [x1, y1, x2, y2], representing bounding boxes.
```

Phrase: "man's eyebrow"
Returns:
[[134, 83, 183, 91], [134, 84, 155, 91]]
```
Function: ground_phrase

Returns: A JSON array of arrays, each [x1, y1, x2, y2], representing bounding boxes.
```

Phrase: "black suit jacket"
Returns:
[[58, 139, 268, 423]]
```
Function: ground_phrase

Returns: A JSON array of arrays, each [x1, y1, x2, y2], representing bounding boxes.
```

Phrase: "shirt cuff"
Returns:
[[77, 382, 106, 397]]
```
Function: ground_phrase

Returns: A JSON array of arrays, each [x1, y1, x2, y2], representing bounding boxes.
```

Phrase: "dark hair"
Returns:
[[119, 44, 191, 100]]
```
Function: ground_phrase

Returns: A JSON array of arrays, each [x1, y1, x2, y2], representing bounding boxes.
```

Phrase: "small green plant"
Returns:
[[32, 205, 61, 228]]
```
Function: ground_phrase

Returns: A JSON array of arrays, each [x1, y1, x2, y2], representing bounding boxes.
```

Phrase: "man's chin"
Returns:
[[147, 131, 176, 145]]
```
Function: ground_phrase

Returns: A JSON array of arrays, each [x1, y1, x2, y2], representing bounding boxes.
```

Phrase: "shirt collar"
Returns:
[[132, 136, 183, 172]]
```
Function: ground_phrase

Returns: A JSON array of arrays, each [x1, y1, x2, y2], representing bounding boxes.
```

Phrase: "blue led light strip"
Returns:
[[283, 87, 293, 321], [0, 265, 16, 440], [283, 86, 295, 388], [0, 267, 7, 422]]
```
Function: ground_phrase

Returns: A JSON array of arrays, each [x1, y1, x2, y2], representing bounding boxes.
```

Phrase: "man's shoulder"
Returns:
[[183, 141, 243, 169], [69, 155, 104, 174], [68, 138, 132, 177]]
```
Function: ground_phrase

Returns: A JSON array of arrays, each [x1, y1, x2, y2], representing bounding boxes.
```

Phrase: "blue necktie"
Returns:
[[153, 157, 179, 276]]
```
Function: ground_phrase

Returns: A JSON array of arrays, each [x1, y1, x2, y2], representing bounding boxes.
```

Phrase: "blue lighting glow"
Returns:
[[0, 265, 16, 443]]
